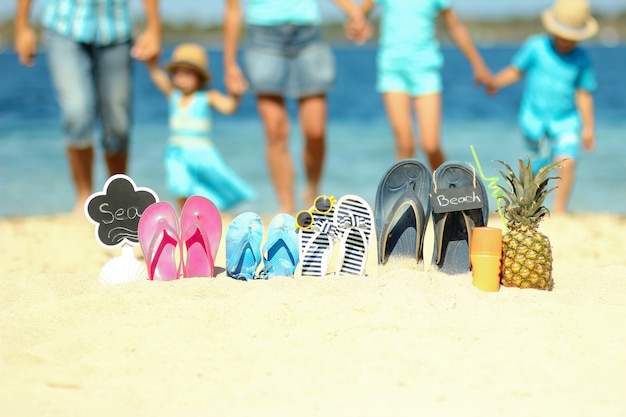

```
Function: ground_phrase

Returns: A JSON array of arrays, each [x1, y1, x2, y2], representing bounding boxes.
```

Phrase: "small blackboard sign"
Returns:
[[84, 174, 159, 248], [430, 185, 484, 214]]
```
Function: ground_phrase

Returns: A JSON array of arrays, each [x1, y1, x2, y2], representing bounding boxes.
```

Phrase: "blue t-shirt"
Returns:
[[374, 0, 450, 71], [512, 35, 597, 139], [245, 0, 320, 26]]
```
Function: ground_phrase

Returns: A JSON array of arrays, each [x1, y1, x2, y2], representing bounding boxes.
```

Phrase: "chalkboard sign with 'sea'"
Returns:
[[84, 174, 159, 248]]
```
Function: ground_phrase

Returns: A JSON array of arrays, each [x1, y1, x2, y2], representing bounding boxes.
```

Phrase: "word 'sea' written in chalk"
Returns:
[[99, 203, 142, 224], [85, 174, 158, 248]]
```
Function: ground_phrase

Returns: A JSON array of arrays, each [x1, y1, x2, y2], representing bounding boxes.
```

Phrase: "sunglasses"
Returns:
[[295, 195, 336, 230]]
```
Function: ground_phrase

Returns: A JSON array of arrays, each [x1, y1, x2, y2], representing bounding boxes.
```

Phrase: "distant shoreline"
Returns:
[[1, 13, 625, 48]]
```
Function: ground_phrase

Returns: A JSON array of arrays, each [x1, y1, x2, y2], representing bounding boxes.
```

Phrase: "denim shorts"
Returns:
[[45, 30, 132, 153], [243, 24, 335, 98], [525, 131, 580, 173], [377, 66, 442, 96]]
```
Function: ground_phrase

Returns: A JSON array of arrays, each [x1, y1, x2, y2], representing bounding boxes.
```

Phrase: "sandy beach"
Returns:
[[1, 212, 625, 417]]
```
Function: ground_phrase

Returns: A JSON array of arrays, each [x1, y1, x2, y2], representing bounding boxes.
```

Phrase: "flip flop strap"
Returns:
[[433, 210, 478, 265], [336, 225, 369, 275], [227, 229, 261, 279], [336, 212, 369, 230], [298, 230, 333, 276], [146, 224, 181, 279], [258, 235, 297, 279], [182, 223, 214, 276], [379, 190, 425, 264], [310, 218, 339, 240]]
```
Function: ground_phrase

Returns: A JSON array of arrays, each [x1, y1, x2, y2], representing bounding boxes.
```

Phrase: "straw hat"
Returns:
[[541, 0, 598, 41], [166, 43, 211, 83]]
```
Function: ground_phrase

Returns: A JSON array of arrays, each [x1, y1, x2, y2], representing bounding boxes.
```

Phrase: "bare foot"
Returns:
[[72, 207, 84, 217], [73, 195, 90, 217]]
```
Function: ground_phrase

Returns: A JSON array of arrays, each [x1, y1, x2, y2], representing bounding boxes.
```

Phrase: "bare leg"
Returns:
[[553, 156, 575, 214], [105, 151, 128, 176], [67, 146, 94, 215], [256, 94, 294, 214], [382, 92, 414, 160], [414, 93, 445, 170], [298, 94, 327, 208]]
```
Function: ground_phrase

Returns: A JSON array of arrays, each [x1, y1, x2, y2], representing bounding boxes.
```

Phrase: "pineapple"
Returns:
[[496, 158, 562, 290]]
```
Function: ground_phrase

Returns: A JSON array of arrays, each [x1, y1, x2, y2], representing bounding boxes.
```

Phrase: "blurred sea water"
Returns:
[[1, 44, 625, 217]]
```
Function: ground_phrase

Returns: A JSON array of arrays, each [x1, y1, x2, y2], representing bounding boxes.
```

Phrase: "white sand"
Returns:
[[1, 213, 625, 417]]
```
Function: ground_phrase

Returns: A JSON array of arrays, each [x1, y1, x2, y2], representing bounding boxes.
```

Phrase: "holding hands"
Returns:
[[224, 64, 248, 97], [345, 13, 372, 45]]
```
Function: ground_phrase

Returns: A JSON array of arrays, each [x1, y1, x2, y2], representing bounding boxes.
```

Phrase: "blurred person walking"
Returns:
[[14, 0, 162, 215], [223, 0, 370, 214]]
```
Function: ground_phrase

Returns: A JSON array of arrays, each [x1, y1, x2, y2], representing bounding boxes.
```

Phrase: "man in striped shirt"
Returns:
[[14, 0, 161, 215]]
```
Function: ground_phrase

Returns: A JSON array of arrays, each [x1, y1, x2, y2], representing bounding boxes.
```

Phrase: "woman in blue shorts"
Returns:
[[223, 0, 369, 215]]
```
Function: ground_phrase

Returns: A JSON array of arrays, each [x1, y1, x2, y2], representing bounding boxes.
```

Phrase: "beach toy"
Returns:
[[470, 227, 503, 292], [333, 194, 374, 276], [84, 174, 159, 285], [430, 162, 489, 274], [295, 195, 337, 277], [375, 159, 432, 267], [180, 196, 222, 278]]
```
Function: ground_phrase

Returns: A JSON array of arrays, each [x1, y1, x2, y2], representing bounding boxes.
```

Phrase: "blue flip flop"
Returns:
[[225, 212, 263, 281], [258, 214, 299, 279]]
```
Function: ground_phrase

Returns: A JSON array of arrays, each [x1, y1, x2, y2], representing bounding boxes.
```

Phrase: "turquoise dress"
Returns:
[[165, 90, 256, 210]]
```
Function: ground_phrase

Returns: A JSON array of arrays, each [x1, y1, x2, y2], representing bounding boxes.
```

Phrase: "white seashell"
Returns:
[[99, 244, 148, 285]]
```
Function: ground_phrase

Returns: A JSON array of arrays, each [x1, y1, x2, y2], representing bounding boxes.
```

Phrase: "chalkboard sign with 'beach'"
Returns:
[[85, 174, 159, 248]]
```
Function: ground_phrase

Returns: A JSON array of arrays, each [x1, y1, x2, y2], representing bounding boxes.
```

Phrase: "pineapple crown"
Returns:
[[496, 158, 563, 228]]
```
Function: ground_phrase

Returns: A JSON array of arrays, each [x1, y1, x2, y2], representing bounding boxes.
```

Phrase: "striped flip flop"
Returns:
[[333, 195, 374, 276], [295, 195, 337, 277]]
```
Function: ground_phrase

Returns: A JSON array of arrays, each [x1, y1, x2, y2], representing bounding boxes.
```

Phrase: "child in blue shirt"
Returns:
[[489, 0, 598, 214]]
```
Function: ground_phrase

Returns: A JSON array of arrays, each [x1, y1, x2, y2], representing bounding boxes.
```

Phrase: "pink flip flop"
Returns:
[[180, 196, 222, 278], [138, 202, 182, 281]]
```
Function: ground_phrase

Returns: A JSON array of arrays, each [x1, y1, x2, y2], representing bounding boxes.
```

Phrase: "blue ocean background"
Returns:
[[1, 43, 625, 217]]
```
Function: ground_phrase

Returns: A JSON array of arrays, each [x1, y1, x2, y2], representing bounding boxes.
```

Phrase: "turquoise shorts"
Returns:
[[525, 131, 580, 173], [377, 67, 441, 96]]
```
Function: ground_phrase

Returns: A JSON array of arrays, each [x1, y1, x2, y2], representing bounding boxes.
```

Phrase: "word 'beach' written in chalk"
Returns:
[[430, 186, 484, 214]]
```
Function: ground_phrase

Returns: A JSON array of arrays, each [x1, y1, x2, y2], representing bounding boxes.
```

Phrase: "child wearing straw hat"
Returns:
[[488, 0, 599, 214], [146, 43, 256, 211]]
